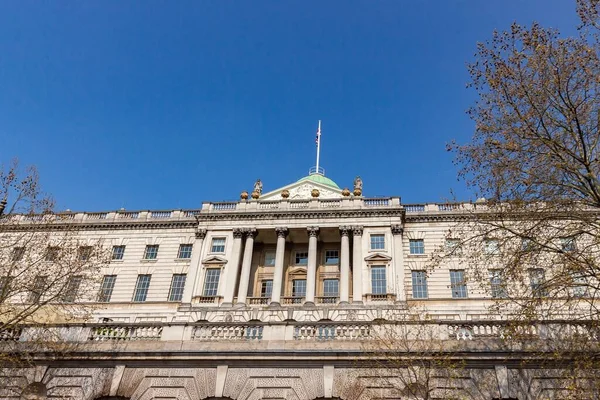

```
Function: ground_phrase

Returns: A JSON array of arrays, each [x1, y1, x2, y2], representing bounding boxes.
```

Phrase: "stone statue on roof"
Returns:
[[353, 176, 363, 191], [254, 179, 263, 195]]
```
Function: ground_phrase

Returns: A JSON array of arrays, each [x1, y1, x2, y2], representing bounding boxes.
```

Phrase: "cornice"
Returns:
[[0, 219, 198, 233], [197, 208, 404, 222]]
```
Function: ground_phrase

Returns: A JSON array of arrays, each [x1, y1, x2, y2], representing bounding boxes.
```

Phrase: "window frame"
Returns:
[[292, 279, 307, 297], [449, 270, 468, 299], [324, 249, 340, 265], [29, 275, 48, 303], [177, 244, 193, 260], [370, 234, 386, 251], [484, 239, 499, 255], [168, 274, 187, 302], [489, 269, 508, 298], [529, 268, 546, 297], [210, 237, 226, 254], [143, 245, 159, 260], [132, 274, 152, 302], [98, 275, 117, 302], [111, 245, 126, 261], [263, 251, 276, 266], [323, 278, 339, 297], [411, 270, 428, 299], [371, 266, 387, 295], [260, 279, 273, 298], [61, 276, 83, 303], [294, 251, 309, 266], [203, 268, 221, 297], [409, 239, 425, 255]]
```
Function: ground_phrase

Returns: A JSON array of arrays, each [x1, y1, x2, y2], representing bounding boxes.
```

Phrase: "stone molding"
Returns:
[[351, 225, 363, 236], [233, 228, 244, 239], [307, 227, 319, 237], [339, 226, 351, 236], [195, 228, 207, 239], [275, 227, 289, 238], [391, 225, 404, 235]]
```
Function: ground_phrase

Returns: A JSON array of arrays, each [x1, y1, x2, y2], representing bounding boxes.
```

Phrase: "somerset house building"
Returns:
[[2, 150, 581, 400]]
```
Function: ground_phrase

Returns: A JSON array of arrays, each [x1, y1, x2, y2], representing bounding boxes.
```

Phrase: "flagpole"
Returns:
[[315, 120, 321, 174]]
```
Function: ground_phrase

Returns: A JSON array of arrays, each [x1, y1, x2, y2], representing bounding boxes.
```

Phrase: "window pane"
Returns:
[[489, 270, 507, 298], [323, 279, 339, 296], [211, 238, 226, 253], [370, 234, 385, 250], [177, 244, 193, 259], [561, 237, 576, 252], [409, 239, 425, 255], [295, 252, 308, 265], [29, 276, 48, 303], [325, 250, 339, 265], [78, 246, 92, 261], [144, 245, 159, 260], [61, 276, 83, 302], [450, 270, 467, 298], [529, 269, 546, 297], [112, 245, 125, 260], [484, 239, 499, 254], [411, 270, 428, 299], [98, 275, 117, 302], [292, 279, 306, 297], [168, 274, 187, 301], [261, 280, 273, 297], [133, 275, 151, 302], [203, 269, 221, 296], [264, 251, 276, 266], [371, 266, 387, 294]]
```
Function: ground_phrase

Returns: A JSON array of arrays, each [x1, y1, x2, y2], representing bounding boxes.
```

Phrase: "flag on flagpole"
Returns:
[[315, 124, 321, 146]]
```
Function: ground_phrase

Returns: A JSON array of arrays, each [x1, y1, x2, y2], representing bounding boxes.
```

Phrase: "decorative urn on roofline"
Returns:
[[240, 191, 249, 200], [311, 189, 320, 198], [281, 189, 290, 198]]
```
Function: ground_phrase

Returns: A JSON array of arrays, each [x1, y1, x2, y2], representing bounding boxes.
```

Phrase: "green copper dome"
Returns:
[[297, 174, 341, 190]]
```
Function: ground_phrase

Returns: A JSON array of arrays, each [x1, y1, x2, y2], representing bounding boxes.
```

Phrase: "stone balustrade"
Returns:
[[88, 325, 163, 341], [192, 324, 264, 341]]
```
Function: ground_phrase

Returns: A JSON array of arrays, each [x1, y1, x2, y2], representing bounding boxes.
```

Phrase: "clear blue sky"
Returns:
[[0, 1, 580, 211]]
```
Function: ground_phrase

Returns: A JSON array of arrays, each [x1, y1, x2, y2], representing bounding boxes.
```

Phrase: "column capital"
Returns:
[[195, 228, 207, 239], [352, 226, 364, 236], [307, 226, 320, 237], [339, 226, 351, 237], [233, 228, 245, 239], [391, 225, 404, 236], [275, 227, 289, 238], [244, 228, 258, 238]]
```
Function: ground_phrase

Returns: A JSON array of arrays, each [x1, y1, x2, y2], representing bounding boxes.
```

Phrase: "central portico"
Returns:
[[181, 168, 405, 310]]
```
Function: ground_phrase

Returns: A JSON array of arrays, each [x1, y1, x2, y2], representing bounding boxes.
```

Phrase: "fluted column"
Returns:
[[222, 228, 244, 305], [181, 228, 206, 304], [236, 228, 257, 305], [392, 224, 405, 302], [270, 227, 288, 306], [340, 226, 351, 304], [305, 227, 319, 305], [352, 226, 364, 304]]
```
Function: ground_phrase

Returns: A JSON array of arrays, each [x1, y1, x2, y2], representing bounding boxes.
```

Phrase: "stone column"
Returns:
[[270, 227, 288, 305], [352, 226, 364, 304], [222, 228, 244, 305], [236, 228, 257, 305], [181, 228, 206, 304], [305, 227, 319, 305], [339, 226, 351, 304], [392, 224, 405, 302]]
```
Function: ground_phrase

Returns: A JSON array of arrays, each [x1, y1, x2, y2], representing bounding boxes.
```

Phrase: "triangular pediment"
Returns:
[[364, 253, 392, 262], [202, 255, 228, 265], [261, 180, 344, 201]]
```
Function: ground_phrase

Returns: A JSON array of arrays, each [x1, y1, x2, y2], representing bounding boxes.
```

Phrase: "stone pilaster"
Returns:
[[236, 228, 257, 305], [222, 228, 244, 305], [181, 228, 206, 304], [391, 224, 405, 302], [339, 226, 351, 304], [270, 227, 288, 306], [352, 226, 364, 304], [305, 227, 319, 305]]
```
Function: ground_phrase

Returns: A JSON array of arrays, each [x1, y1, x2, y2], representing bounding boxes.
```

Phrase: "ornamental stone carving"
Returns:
[[353, 176, 363, 196], [240, 190, 249, 200], [245, 228, 257, 238], [275, 227, 289, 238], [352, 226, 364, 236], [288, 183, 339, 199], [251, 191, 260, 199], [311, 188, 320, 198], [342, 188, 351, 197], [254, 179, 263, 195], [307, 227, 319, 237], [391, 225, 404, 235], [339, 226, 351, 236], [233, 228, 244, 238], [281, 189, 290, 198], [195, 228, 207, 239]]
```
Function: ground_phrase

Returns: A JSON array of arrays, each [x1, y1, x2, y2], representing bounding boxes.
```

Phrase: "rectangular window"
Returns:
[[45, 247, 60, 261], [264, 251, 276, 266], [484, 239, 499, 255], [325, 250, 339, 265], [203, 269, 221, 296], [292, 279, 307, 297], [370, 234, 385, 250], [323, 279, 339, 297], [571, 273, 588, 298], [521, 238, 534, 252], [98, 275, 117, 302], [12, 247, 25, 262], [371, 266, 387, 294], [168, 274, 187, 301], [295, 251, 308, 265], [78, 246, 92, 261], [411, 270, 428, 299], [489, 270, 507, 298], [561, 237, 576, 252], [177, 244, 193, 259], [112, 245, 125, 260], [211, 238, 226, 253], [143, 245, 159, 260], [133, 275, 151, 302], [529, 269, 546, 297], [409, 239, 425, 255], [29, 276, 48, 303], [449, 270, 467, 298], [61, 276, 83, 303], [260, 280, 273, 297], [445, 239, 460, 254]]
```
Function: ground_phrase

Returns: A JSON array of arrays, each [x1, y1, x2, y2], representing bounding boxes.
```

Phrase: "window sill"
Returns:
[[110, 259, 124, 263], [174, 259, 191, 262], [140, 259, 158, 263], [368, 248, 387, 253], [407, 254, 427, 258]]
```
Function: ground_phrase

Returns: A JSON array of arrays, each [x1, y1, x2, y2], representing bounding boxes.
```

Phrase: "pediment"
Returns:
[[261, 181, 343, 201], [364, 253, 392, 262], [202, 255, 228, 265]]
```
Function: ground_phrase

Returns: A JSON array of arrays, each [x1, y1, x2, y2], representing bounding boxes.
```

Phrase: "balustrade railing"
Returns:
[[193, 295, 222, 305], [88, 325, 163, 341], [282, 296, 304, 305], [363, 198, 390, 207], [438, 203, 462, 212], [212, 202, 237, 211], [0, 327, 22, 341], [320, 200, 341, 208], [150, 211, 172, 219], [290, 200, 310, 209], [293, 324, 371, 340], [366, 293, 396, 302], [118, 212, 139, 219], [183, 210, 201, 217], [192, 325, 263, 341], [258, 201, 280, 210], [315, 296, 339, 304], [247, 297, 270, 305], [404, 204, 425, 213], [86, 212, 108, 220]]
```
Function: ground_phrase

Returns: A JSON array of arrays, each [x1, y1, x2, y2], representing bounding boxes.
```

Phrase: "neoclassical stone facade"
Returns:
[[0, 172, 584, 399]]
